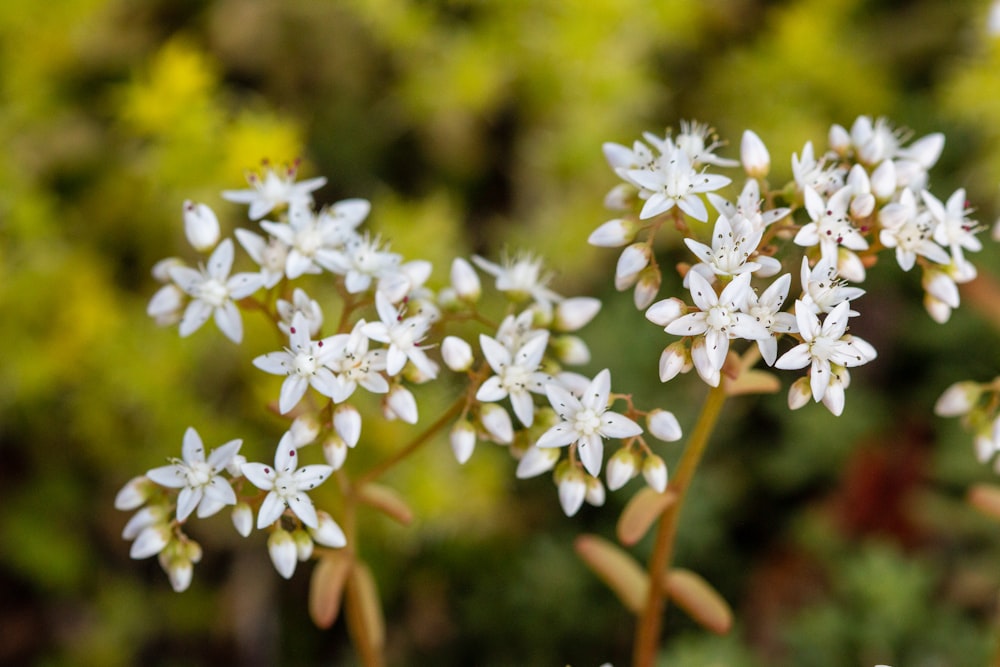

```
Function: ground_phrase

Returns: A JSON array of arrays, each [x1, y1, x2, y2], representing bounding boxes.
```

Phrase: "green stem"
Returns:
[[354, 396, 466, 488], [633, 381, 728, 667]]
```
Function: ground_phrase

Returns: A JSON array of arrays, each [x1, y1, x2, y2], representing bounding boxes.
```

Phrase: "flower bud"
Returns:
[[740, 129, 770, 178], [850, 192, 875, 219], [516, 445, 561, 479], [292, 528, 314, 561], [334, 404, 362, 448], [935, 381, 983, 417], [922, 269, 959, 308], [308, 511, 346, 549], [160, 554, 194, 592], [268, 530, 298, 579], [588, 218, 637, 247], [552, 335, 590, 366], [480, 403, 513, 444], [788, 377, 812, 410], [923, 294, 952, 324], [122, 505, 169, 540], [642, 455, 668, 493], [603, 183, 637, 211], [828, 123, 851, 156], [836, 249, 866, 283], [647, 409, 682, 442], [182, 201, 221, 252], [323, 434, 349, 470], [130, 524, 172, 560], [441, 336, 474, 372], [554, 297, 601, 332], [659, 341, 690, 383], [976, 427, 999, 464], [870, 160, 897, 201], [450, 257, 481, 301], [384, 385, 419, 424], [906, 132, 945, 169], [585, 476, 606, 507], [556, 464, 587, 517], [605, 448, 638, 491], [115, 476, 153, 511], [450, 418, 477, 464], [633, 267, 661, 310], [646, 298, 685, 327], [151, 257, 186, 283], [232, 502, 254, 537], [615, 244, 650, 291], [147, 284, 185, 325], [289, 413, 321, 447]]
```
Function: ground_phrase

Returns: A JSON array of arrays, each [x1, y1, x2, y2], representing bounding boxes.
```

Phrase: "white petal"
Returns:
[[287, 493, 319, 529], [279, 375, 309, 414], [515, 446, 560, 479], [256, 491, 286, 529], [146, 464, 188, 488], [207, 238, 235, 280], [577, 434, 604, 477], [509, 390, 535, 427], [774, 344, 811, 370], [600, 412, 642, 439], [583, 369, 612, 411], [214, 300, 244, 343], [175, 486, 203, 522], [178, 299, 213, 337], [535, 423, 579, 449], [240, 462, 275, 491], [207, 439, 242, 470]]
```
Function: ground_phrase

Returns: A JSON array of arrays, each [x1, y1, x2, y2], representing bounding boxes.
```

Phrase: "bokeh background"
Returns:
[[3, 0, 1000, 665]]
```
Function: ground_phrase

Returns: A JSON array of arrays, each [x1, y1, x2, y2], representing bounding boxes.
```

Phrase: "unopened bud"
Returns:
[[585, 476, 606, 507], [659, 341, 690, 383], [441, 336, 474, 372], [788, 376, 812, 410], [924, 294, 952, 324], [557, 464, 587, 517], [605, 448, 638, 491], [130, 524, 172, 560], [182, 200, 221, 252], [870, 160, 897, 201], [115, 476, 153, 511], [828, 124, 850, 156], [554, 297, 601, 331], [480, 403, 513, 444], [310, 511, 347, 548], [268, 529, 298, 579], [935, 381, 983, 417], [147, 284, 185, 325], [552, 335, 590, 365], [642, 455, 668, 493], [647, 409, 682, 442], [588, 218, 637, 247], [850, 192, 875, 219], [151, 257, 186, 283], [646, 297, 685, 327], [516, 445, 561, 479], [334, 404, 362, 448], [292, 528, 314, 561], [384, 385, 419, 424], [450, 419, 477, 464], [122, 505, 169, 540], [740, 129, 770, 178], [603, 183, 637, 211], [450, 257, 481, 301], [289, 413, 321, 447], [322, 434, 349, 470], [232, 503, 254, 537], [615, 244, 650, 290], [633, 267, 661, 310], [160, 554, 194, 592]]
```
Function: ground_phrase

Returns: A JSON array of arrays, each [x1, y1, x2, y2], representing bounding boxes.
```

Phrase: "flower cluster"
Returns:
[[592, 117, 986, 415], [122, 160, 683, 592]]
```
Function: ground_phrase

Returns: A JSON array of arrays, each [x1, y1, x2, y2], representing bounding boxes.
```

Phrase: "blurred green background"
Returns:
[[3, 0, 1000, 665]]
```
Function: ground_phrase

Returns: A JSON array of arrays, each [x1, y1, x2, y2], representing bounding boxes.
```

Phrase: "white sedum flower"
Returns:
[[794, 186, 869, 270], [362, 291, 437, 378], [535, 369, 642, 477], [261, 199, 368, 279], [253, 312, 342, 414], [242, 432, 334, 529], [168, 238, 265, 343], [146, 427, 242, 522], [626, 147, 732, 221], [476, 332, 551, 427], [222, 162, 327, 220]]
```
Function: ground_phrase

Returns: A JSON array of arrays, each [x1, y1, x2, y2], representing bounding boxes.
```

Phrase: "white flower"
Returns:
[[744, 273, 797, 366], [775, 301, 877, 403], [922, 188, 982, 277], [665, 272, 769, 385], [799, 257, 865, 315], [708, 179, 790, 234], [146, 427, 242, 522], [878, 188, 949, 271], [323, 319, 389, 402], [222, 162, 327, 220], [472, 252, 562, 308], [277, 288, 324, 337], [626, 147, 732, 221], [476, 332, 551, 427], [242, 432, 334, 529], [321, 233, 402, 294], [182, 200, 221, 252], [684, 215, 778, 280], [168, 238, 265, 343], [362, 291, 437, 378], [234, 228, 289, 289], [792, 141, 845, 196], [535, 370, 642, 477], [794, 186, 869, 270], [261, 199, 368, 279], [252, 312, 341, 414]]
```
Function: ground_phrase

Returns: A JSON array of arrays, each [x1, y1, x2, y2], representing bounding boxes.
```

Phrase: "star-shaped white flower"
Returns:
[[922, 188, 982, 277], [684, 215, 779, 281], [325, 319, 389, 402], [318, 233, 402, 294], [626, 148, 732, 221], [261, 199, 368, 279], [774, 301, 877, 403], [476, 331, 551, 426], [535, 369, 642, 477], [798, 257, 865, 316], [744, 273, 797, 366], [665, 271, 769, 385], [472, 253, 562, 308], [234, 228, 289, 289], [253, 312, 341, 413], [878, 188, 949, 271], [146, 427, 241, 522], [168, 238, 265, 343], [241, 432, 334, 529], [794, 186, 869, 270], [222, 162, 327, 220], [362, 291, 437, 378]]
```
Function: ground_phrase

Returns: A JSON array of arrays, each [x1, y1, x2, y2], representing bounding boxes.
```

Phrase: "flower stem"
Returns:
[[355, 396, 467, 488], [633, 381, 728, 667]]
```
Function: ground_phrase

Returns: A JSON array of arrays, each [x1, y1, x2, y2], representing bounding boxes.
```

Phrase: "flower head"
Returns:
[[222, 161, 327, 220], [145, 427, 241, 522], [241, 432, 334, 529]]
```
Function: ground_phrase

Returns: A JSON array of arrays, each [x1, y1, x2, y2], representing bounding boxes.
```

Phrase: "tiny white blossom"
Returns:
[[146, 427, 242, 522], [626, 147, 732, 221], [794, 186, 869, 270], [234, 228, 289, 289], [168, 238, 265, 343], [222, 162, 327, 220], [922, 188, 982, 277], [362, 292, 437, 378], [277, 288, 324, 337], [878, 188, 949, 271], [253, 312, 341, 414], [536, 370, 642, 477], [324, 319, 389, 402], [242, 432, 334, 529], [799, 257, 865, 316], [476, 332, 551, 427], [182, 200, 221, 252], [472, 252, 562, 308], [261, 199, 367, 279]]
